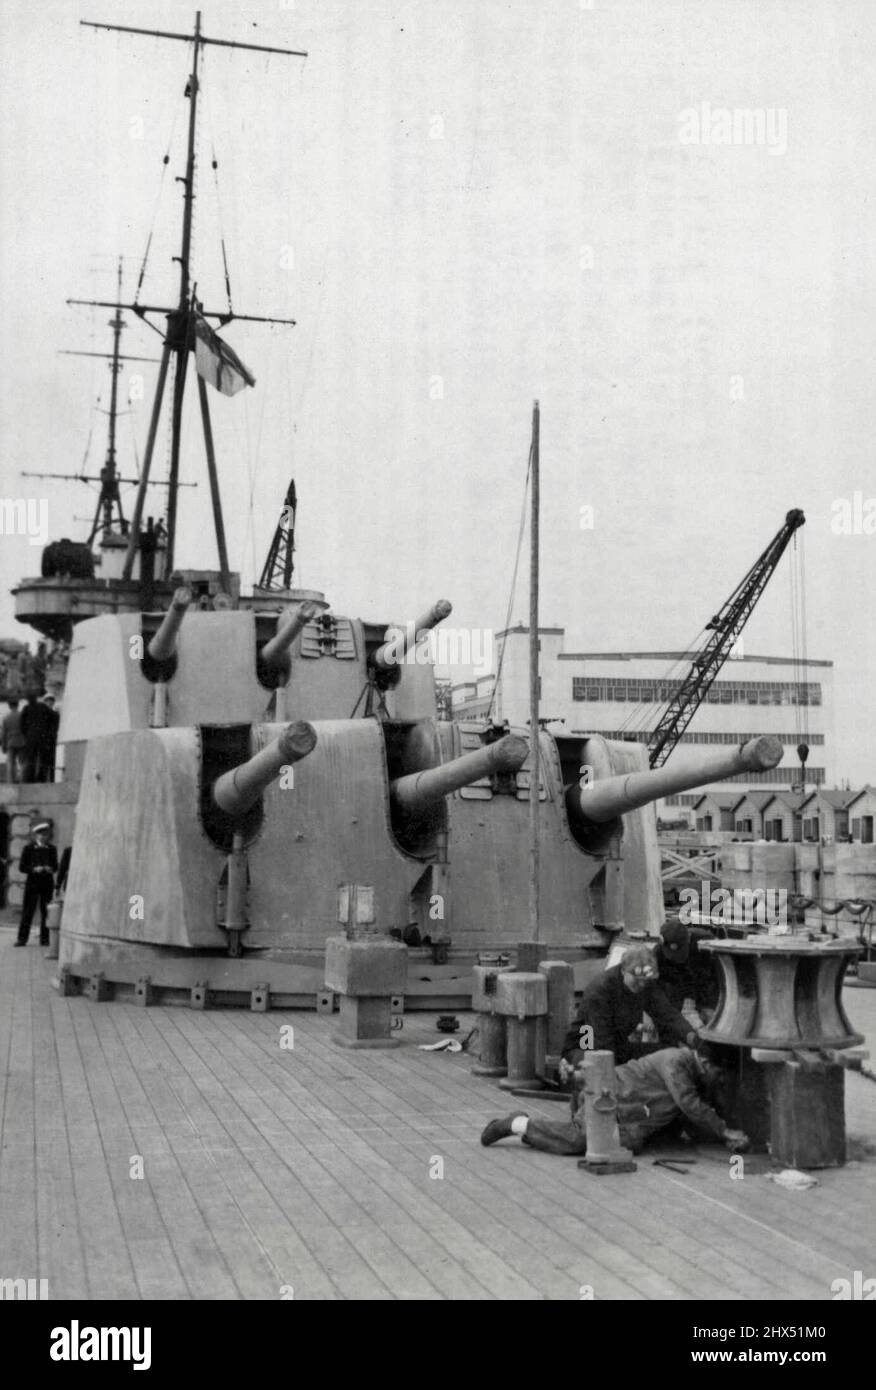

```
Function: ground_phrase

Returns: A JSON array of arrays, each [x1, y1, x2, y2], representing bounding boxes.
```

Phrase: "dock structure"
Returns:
[[1, 928, 874, 1301]]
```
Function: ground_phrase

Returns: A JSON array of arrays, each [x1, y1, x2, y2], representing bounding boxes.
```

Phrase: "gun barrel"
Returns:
[[569, 735, 783, 827], [260, 600, 320, 669], [147, 586, 192, 662], [390, 733, 528, 814], [213, 721, 318, 817], [370, 599, 452, 671]]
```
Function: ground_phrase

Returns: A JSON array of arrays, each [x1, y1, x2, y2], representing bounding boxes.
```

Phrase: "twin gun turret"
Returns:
[[55, 593, 782, 1005]]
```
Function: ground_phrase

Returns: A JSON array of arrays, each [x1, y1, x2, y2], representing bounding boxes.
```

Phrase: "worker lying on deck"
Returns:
[[480, 1045, 750, 1156], [559, 945, 697, 1070]]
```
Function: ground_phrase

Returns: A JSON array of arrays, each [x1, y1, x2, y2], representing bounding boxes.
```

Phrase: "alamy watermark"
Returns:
[[50, 1321, 152, 1370], [678, 103, 788, 156], [679, 884, 788, 927], [831, 1271, 875, 1299], [0, 1276, 48, 1300], [382, 622, 494, 678], [831, 492, 876, 535], [0, 498, 48, 546]]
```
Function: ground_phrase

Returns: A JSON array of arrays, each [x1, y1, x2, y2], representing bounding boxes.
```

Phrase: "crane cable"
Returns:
[[617, 624, 709, 739], [789, 527, 810, 782]]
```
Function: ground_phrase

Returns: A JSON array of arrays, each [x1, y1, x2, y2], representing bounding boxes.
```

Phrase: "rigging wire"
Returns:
[[281, 248, 331, 592], [78, 394, 103, 475], [201, 51, 235, 317], [134, 99, 181, 306], [487, 443, 532, 721], [126, 382, 142, 479]]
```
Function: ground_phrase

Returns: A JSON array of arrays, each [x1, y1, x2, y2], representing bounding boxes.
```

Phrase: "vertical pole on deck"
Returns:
[[529, 400, 541, 945]]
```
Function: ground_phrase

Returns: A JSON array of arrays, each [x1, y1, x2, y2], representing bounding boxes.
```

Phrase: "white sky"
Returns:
[[1, 0, 874, 782]]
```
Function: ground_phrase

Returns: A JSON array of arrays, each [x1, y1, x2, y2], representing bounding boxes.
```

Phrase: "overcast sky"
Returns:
[[1, 0, 874, 783]]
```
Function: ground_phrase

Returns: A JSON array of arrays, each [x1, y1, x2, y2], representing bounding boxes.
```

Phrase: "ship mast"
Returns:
[[71, 12, 307, 593], [24, 257, 164, 547], [529, 400, 541, 944], [101, 260, 125, 542]]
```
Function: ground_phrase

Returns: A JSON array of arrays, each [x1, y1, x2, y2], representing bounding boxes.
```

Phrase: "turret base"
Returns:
[[54, 935, 609, 1010]]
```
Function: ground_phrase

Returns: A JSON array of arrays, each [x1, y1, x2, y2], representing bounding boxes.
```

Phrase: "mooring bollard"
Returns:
[[324, 884, 407, 1049], [701, 937, 864, 1167], [471, 964, 508, 1077], [45, 898, 62, 960], [494, 972, 548, 1091], [538, 959, 575, 1077], [756, 1050, 847, 1169], [576, 1049, 637, 1175]]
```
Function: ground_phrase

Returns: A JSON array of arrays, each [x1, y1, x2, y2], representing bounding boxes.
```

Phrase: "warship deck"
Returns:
[[2, 921, 875, 1302]]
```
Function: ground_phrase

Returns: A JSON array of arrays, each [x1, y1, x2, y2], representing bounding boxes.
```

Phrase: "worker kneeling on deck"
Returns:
[[481, 1044, 750, 1155], [654, 922, 720, 1027], [561, 944, 697, 1069]]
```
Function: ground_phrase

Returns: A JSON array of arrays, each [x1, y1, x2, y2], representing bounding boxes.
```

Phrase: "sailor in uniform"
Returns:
[[14, 821, 58, 947]]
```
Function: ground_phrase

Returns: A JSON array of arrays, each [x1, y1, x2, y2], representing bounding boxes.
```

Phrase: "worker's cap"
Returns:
[[32, 821, 51, 834], [621, 945, 658, 979], [660, 921, 690, 964]]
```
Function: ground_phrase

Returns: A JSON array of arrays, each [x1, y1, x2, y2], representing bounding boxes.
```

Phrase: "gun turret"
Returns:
[[369, 599, 452, 673], [213, 721, 318, 817], [566, 735, 783, 847], [259, 600, 320, 671], [390, 733, 529, 816], [147, 586, 192, 662]]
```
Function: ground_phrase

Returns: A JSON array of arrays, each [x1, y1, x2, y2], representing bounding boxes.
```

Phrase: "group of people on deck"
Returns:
[[481, 922, 751, 1158], [1, 693, 59, 783]]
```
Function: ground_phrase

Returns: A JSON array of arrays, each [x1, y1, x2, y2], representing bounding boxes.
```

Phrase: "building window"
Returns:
[[570, 677, 822, 706]]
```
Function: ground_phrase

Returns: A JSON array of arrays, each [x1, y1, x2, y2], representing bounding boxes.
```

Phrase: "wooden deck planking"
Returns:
[[166, 1010, 455, 1300], [269, 1027, 709, 1298], [66, 1001, 190, 1300], [32, 987, 89, 1298], [194, 1013, 554, 1299], [181, 1004, 851, 1302], [3, 937, 875, 1302], [0, 947, 38, 1283], [96, 1004, 242, 1301], [210, 1012, 609, 1296], [27, 976, 139, 1298], [135, 1008, 396, 1300], [122, 1006, 349, 1301], [205, 1012, 648, 1299]]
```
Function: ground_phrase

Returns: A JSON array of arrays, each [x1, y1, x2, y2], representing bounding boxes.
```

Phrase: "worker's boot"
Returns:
[[480, 1114, 528, 1146]]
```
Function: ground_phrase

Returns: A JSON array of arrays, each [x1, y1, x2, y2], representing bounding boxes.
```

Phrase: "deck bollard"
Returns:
[[494, 972, 548, 1091], [45, 899, 62, 960], [701, 937, 864, 1167], [324, 885, 407, 1048], [539, 959, 575, 1076], [471, 964, 508, 1077], [576, 1050, 637, 1175]]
